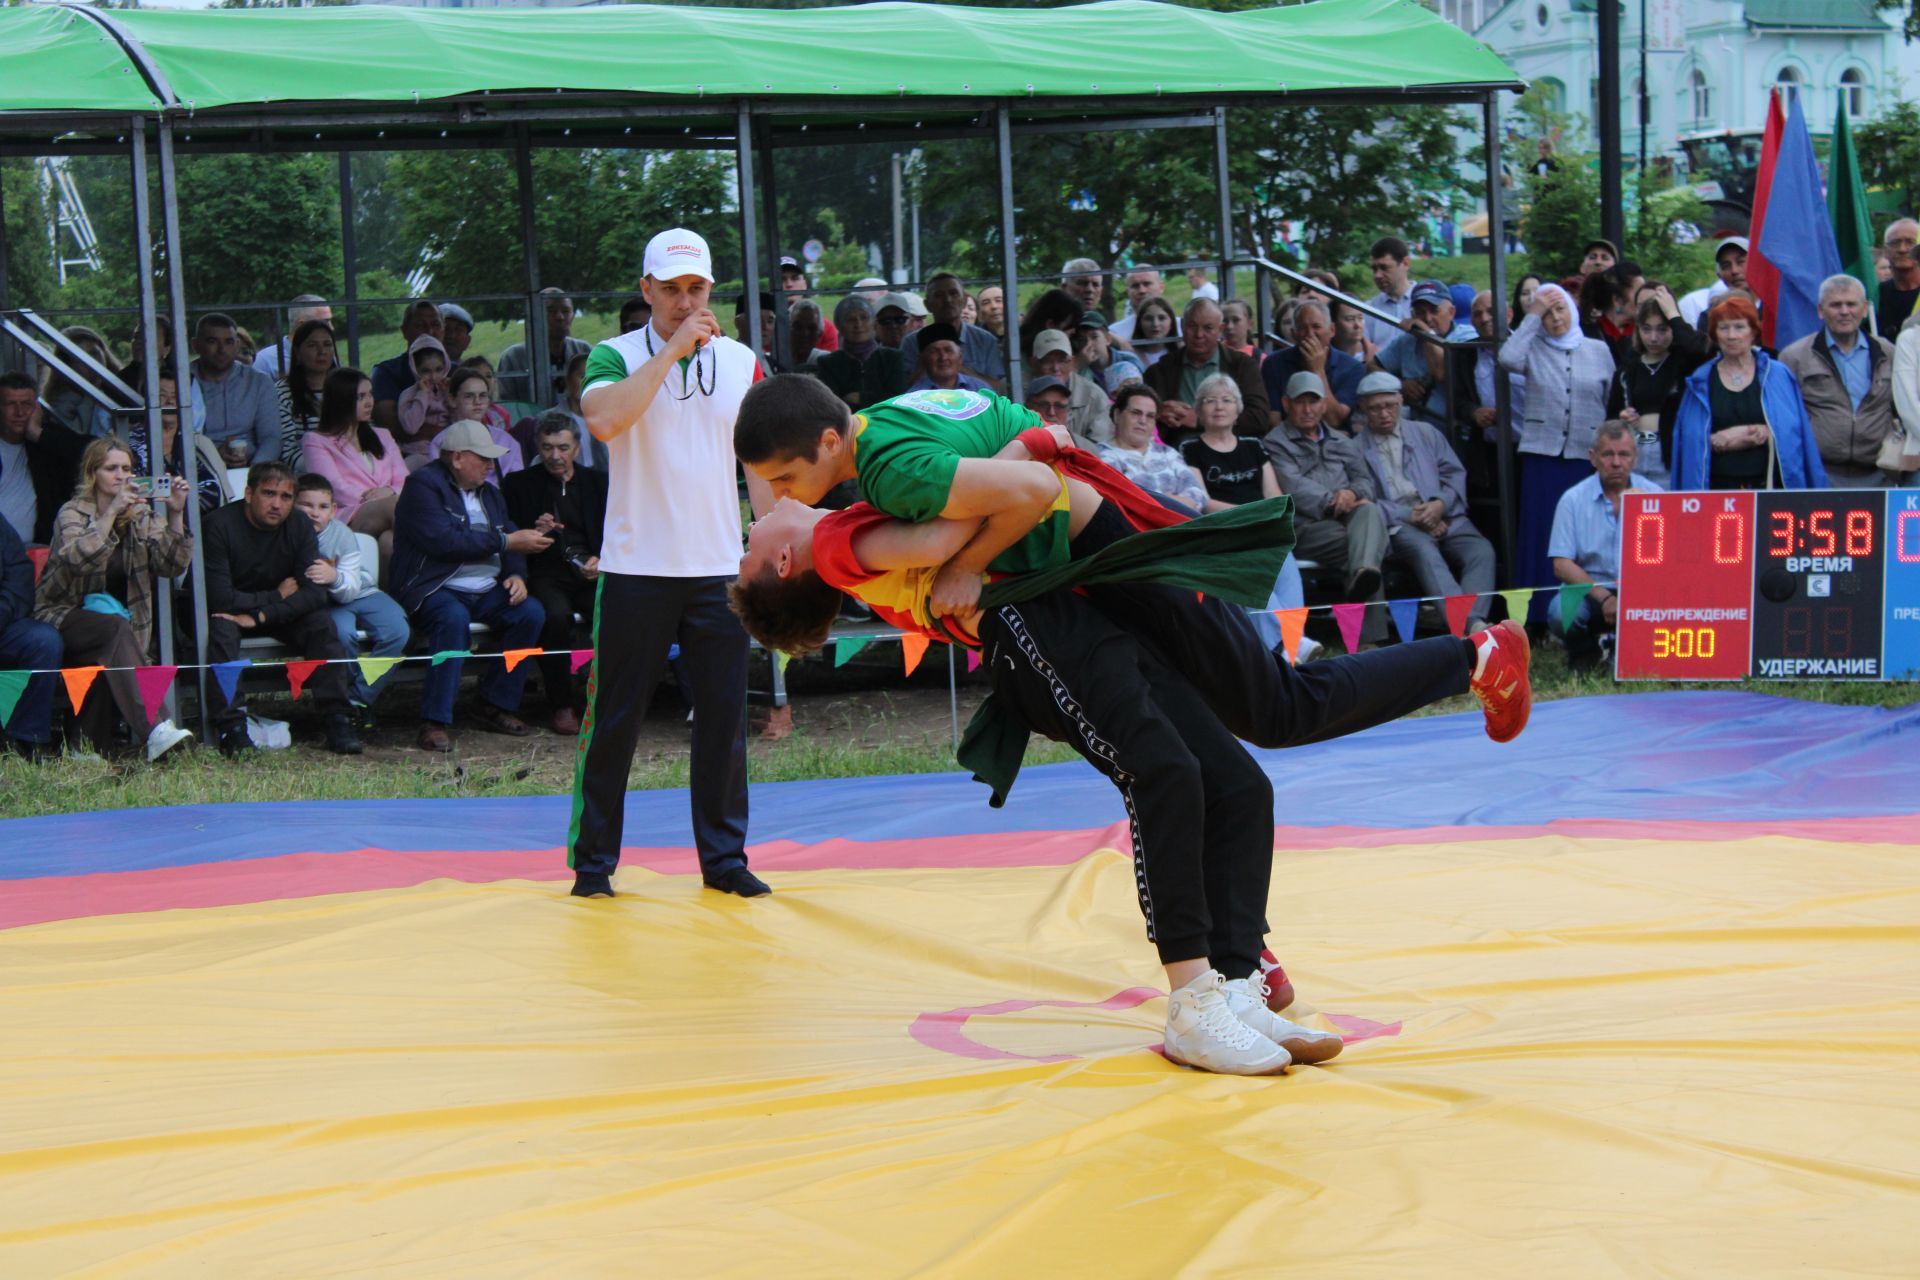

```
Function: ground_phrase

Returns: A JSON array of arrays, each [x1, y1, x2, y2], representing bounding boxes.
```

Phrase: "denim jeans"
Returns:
[[329, 590, 412, 704], [413, 584, 545, 725]]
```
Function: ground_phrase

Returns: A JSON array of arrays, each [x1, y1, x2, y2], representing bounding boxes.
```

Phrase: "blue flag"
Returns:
[[1752, 94, 1843, 351], [211, 658, 252, 704], [1386, 597, 1420, 645]]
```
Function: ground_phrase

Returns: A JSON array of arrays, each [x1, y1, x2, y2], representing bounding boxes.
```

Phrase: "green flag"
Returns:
[[0, 670, 29, 726], [1828, 90, 1878, 315], [832, 636, 871, 668]]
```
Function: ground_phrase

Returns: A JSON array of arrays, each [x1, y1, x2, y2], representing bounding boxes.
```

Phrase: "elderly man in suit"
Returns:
[[1354, 371, 1496, 633]]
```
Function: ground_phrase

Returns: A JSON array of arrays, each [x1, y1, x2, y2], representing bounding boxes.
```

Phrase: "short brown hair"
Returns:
[[726, 565, 845, 657], [1703, 296, 1763, 350]]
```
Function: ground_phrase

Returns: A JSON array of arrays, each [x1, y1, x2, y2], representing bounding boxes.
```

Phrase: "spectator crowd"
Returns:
[[7, 216, 1920, 758]]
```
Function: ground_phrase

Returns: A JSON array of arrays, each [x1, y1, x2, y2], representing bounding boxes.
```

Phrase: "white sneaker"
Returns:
[[145, 718, 194, 762], [1163, 971, 1292, 1075], [1296, 635, 1324, 663], [1223, 977, 1345, 1065]]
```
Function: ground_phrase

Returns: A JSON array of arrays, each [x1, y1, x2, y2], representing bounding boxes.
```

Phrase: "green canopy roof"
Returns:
[[0, 0, 1517, 121], [1744, 0, 1888, 31]]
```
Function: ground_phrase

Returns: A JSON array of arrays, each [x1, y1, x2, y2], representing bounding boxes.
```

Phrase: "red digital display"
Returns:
[[1898, 509, 1920, 564], [1616, 492, 1756, 680], [1767, 507, 1875, 558]]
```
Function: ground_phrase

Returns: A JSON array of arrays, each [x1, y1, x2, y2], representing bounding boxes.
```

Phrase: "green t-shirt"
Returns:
[[851, 388, 1067, 573]]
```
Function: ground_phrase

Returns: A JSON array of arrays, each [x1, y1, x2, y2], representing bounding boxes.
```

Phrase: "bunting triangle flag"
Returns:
[[833, 636, 870, 667], [64, 665, 107, 713], [1558, 582, 1593, 630], [283, 659, 325, 700], [357, 655, 404, 688], [965, 649, 982, 673], [901, 633, 930, 677], [1275, 607, 1308, 664], [134, 665, 178, 724], [0, 669, 29, 726], [1498, 587, 1534, 624], [1386, 597, 1420, 645], [502, 648, 543, 673], [430, 650, 470, 666], [1330, 602, 1366, 654], [1443, 594, 1477, 638], [210, 659, 252, 704], [772, 650, 791, 677], [569, 648, 594, 674]]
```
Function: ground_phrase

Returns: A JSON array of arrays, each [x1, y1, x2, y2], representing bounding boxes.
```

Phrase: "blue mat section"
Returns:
[[6, 692, 1917, 881]]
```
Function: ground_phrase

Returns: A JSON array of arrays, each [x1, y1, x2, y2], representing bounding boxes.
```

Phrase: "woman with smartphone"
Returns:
[[33, 437, 195, 759]]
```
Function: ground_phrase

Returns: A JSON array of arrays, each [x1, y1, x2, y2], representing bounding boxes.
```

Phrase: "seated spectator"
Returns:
[[1022, 375, 1074, 433], [1072, 312, 1146, 404], [293, 474, 409, 710], [960, 291, 978, 326], [1061, 257, 1106, 314], [534, 353, 599, 471], [191, 313, 282, 467], [1095, 384, 1208, 515], [618, 295, 651, 335], [1362, 236, 1416, 349], [1779, 274, 1898, 488], [126, 316, 174, 387], [1672, 296, 1826, 491], [1263, 371, 1388, 645], [33, 436, 195, 758], [499, 287, 593, 408], [734, 293, 782, 373], [874, 292, 926, 350], [446, 365, 532, 468], [1027, 329, 1110, 444], [975, 284, 1006, 339], [1262, 300, 1364, 432], [1109, 267, 1166, 344], [1329, 298, 1378, 364], [233, 327, 259, 366], [0, 515, 61, 760], [1549, 422, 1662, 671], [900, 272, 1006, 386], [906, 323, 990, 394], [1144, 298, 1270, 446], [390, 421, 550, 751], [788, 300, 827, 367], [253, 295, 333, 378], [812, 296, 912, 410], [1678, 237, 1749, 326], [1353, 372, 1495, 632], [0, 370, 89, 547], [779, 257, 840, 351], [1017, 288, 1084, 362], [200, 460, 360, 756], [503, 413, 609, 735], [1179, 373, 1281, 511], [1371, 281, 1478, 434], [129, 369, 229, 518], [40, 326, 122, 440], [437, 303, 474, 363], [1604, 287, 1706, 487], [301, 367, 409, 561], [274, 318, 336, 470], [396, 335, 453, 453], [1127, 295, 1182, 366], [1222, 298, 1258, 359], [371, 300, 443, 431]]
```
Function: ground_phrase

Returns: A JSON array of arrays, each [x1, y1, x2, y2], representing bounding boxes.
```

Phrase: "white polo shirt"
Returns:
[[582, 327, 762, 578]]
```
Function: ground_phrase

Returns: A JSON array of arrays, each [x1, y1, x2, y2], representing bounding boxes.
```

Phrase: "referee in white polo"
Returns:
[[567, 228, 772, 899]]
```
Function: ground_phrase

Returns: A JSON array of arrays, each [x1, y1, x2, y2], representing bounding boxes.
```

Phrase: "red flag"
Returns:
[[569, 648, 594, 674], [1443, 595, 1476, 638], [283, 659, 325, 700], [1744, 89, 1787, 346], [134, 665, 178, 725]]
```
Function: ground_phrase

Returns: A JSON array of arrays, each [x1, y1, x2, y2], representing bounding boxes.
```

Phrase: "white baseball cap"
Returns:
[[643, 228, 714, 282]]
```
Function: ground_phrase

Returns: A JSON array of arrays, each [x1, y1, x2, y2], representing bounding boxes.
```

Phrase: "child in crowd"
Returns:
[[295, 474, 412, 712], [397, 335, 453, 452]]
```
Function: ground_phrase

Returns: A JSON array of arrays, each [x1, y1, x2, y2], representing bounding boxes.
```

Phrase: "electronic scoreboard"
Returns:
[[1618, 489, 1920, 681]]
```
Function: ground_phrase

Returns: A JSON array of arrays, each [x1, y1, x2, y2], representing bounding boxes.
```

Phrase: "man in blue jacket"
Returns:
[[391, 420, 553, 752], [0, 518, 61, 758]]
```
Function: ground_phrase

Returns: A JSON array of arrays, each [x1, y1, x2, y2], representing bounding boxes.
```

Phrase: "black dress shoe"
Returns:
[[570, 872, 615, 899], [703, 867, 772, 898], [324, 711, 364, 755]]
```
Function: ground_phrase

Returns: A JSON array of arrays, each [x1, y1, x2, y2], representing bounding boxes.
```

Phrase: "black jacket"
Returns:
[[21, 419, 89, 546], [389, 459, 529, 613], [501, 463, 608, 582], [201, 500, 329, 627]]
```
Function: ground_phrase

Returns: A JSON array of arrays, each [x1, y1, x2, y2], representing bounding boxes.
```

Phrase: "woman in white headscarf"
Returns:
[[1498, 281, 1616, 607]]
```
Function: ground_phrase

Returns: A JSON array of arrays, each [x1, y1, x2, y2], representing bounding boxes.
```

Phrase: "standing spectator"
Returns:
[[1027, 329, 1109, 444], [1891, 312, 1920, 483], [874, 292, 927, 350], [0, 517, 60, 759], [1548, 422, 1661, 671], [39, 326, 121, 440], [1574, 238, 1618, 283], [1073, 311, 1146, 399], [0, 370, 89, 546], [1362, 237, 1415, 349], [1678, 238, 1750, 327], [130, 369, 229, 518], [201, 461, 362, 756], [1264, 372, 1389, 645], [502, 412, 608, 735], [1222, 298, 1258, 359], [1095, 384, 1208, 515], [1144, 298, 1269, 444], [253, 295, 333, 379], [900, 272, 1006, 386], [1328, 298, 1378, 365], [1109, 267, 1166, 343], [293, 474, 409, 711], [778, 257, 840, 352], [397, 336, 454, 452], [498, 287, 593, 408], [1672, 296, 1827, 491], [1354, 373, 1495, 633], [389, 421, 549, 752], [1180, 373, 1282, 511], [618, 296, 651, 336], [1187, 266, 1220, 303], [31, 437, 195, 760], [192, 313, 282, 466], [1603, 286, 1707, 486], [1263, 300, 1364, 431], [906, 323, 990, 394], [1062, 257, 1106, 314], [371, 300, 443, 432], [1779, 275, 1898, 488], [1876, 219, 1920, 339], [812, 296, 912, 410], [1577, 271, 1630, 344], [301, 367, 409, 560], [1372, 281, 1478, 434], [1499, 283, 1615, 600], [975, 284, 1006, 339], [1129, 296, 1182, 367], [436, 303, 474, 363], [274, 318, 336, 470], [1469, 289, 1525, 442]]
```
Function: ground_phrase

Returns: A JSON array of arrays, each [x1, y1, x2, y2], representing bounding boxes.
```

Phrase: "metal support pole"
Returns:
[[1597, 0, 1624, 251], [514, 126, 548, 407], [756, 119, 790, 370], [994, 105, 1023, 399], [890, 152, 905, 284], [157, 119, 212, 735], [337, 150, 361, 369], [129, 120, 175, 689], [1213, 105, 1235, 302], [0, 157, 11, 313], [947, 643, 959, 751], [1637, 0, 1650, 230], [735, 103, 764, 372], [1483, 93, 1517, 583], [1254, 261, 1272, 351]]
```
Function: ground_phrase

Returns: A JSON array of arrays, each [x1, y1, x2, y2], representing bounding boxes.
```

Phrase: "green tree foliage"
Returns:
[[1, 160, 59, 308], [1629, 176, 1716, 294], [1876, 0, 1920, 41], [1520, 157, 1599, 281], [1853, 98, 1920, 227]]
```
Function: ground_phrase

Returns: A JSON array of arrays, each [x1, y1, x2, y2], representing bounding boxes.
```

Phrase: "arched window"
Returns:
[[1537, 76, 1567, 116], [1774, 64, 1803, 107], [1689, 68, 1712, 122], [1841, 66, 1868, 117]]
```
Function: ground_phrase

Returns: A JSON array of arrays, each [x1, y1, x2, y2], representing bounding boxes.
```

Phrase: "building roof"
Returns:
[[1744, 0, 1889, 30]]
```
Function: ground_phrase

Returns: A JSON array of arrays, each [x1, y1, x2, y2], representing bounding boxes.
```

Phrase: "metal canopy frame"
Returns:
[[0, 4, 1521, 713]]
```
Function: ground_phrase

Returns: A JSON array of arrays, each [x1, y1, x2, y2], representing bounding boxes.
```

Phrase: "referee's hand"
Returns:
[[665, 309, 723, 360]]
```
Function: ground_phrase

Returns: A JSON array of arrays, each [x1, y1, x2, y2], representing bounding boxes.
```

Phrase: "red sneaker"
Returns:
[[1471, 620, 1532, 743], [1258, 950, 1296, 1012]]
